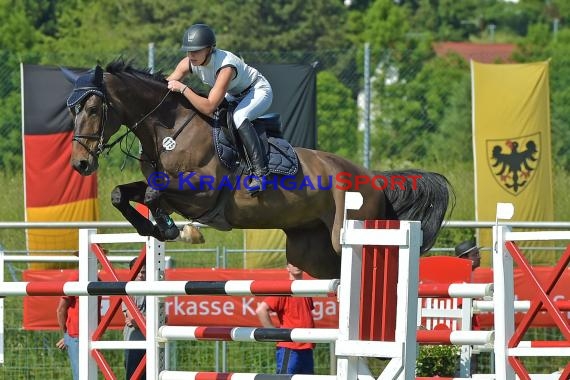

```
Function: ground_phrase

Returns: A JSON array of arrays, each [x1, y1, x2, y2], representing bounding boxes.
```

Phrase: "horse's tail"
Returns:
[[377, 169, 455, 253]]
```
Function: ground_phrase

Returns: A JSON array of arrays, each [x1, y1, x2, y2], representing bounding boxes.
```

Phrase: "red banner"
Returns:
[[22, 266, 570, 330], [473, 267, 570, 327]]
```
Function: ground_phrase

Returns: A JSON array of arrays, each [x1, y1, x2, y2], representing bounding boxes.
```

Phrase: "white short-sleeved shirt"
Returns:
[[190, 49, 259, 97]]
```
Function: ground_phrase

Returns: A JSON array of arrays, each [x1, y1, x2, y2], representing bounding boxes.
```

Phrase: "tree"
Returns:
[[429, 72, 472, 163], [514, 26, 570, 171], [371, 53, 469, 165], [316, 70, 359, 162], [212, 0, 349, 52], [0, 0, 45, 171], [360, 0, 411, 55], [40, 0, 162, 67]]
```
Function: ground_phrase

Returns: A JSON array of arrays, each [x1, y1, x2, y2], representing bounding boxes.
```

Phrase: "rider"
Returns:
[[167, 23, 273, 196]]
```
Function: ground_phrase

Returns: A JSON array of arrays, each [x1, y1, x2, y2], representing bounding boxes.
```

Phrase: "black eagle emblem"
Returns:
[[490, 139, 538, 194]]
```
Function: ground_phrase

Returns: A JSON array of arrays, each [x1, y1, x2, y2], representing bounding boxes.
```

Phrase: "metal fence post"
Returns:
[[148, 42, 155, 73], [363, 42, 371, 169]]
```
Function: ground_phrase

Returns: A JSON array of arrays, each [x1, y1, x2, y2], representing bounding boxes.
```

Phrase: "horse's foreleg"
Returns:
[[144, 187, 180, 241], [111, 182, 156, 236]]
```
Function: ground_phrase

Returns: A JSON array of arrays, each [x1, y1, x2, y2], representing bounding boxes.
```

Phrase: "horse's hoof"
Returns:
[[179, 224, 205, 244]]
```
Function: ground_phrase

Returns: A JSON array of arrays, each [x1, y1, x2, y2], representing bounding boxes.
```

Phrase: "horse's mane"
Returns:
[[105, 59, 166, 83], [104, 58, 211, 100]]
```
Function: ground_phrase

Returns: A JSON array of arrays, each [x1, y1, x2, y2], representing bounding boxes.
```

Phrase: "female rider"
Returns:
[[167, 23, 273, 196]]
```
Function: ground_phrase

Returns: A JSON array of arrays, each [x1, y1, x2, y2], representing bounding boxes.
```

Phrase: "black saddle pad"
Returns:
[[213, 128, 299, 176]]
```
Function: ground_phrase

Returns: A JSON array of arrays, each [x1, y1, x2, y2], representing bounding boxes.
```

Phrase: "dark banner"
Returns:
[[254, 64, 316, 148], [22, 65, 78, 135]]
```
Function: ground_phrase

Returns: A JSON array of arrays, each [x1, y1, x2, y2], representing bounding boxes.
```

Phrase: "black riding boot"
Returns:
[[238, 119, 270, 196]]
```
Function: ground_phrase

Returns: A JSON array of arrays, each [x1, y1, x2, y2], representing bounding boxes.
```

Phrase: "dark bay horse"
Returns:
[[65, 60, 453, 279]]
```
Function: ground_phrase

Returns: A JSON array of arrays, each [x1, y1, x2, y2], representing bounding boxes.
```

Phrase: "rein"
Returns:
[[108, 90, 199, 168], [102, 89, 173, 156]]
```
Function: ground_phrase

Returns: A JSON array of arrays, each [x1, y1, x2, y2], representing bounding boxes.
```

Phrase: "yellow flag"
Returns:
[[243, 229, 286, 268], [471, 61, 554, 265]]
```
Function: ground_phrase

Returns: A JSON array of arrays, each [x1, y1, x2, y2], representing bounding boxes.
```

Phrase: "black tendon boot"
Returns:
[[154, 209, 180, 241], [237, 119, 270, 196]]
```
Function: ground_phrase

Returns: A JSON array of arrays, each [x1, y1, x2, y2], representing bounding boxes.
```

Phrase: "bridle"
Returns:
[[71, 84, 172, 160], [71, 93, 109, 159]]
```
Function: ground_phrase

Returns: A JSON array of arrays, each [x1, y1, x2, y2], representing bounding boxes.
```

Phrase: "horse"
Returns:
[[64, 60, 453, 279]]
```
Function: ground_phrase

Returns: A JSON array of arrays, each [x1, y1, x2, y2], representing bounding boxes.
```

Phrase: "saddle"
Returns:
[[191, 105, 299, 230], [213, 104, 299, 176]]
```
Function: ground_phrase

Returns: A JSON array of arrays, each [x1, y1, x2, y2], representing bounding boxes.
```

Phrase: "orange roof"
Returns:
[[433, 42, 516, 63]]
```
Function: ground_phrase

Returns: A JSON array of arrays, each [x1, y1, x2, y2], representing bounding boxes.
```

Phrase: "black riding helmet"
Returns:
[[181, 24, 216, 52]]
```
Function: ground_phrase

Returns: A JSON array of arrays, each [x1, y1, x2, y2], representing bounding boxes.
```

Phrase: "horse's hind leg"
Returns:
[[143, 187, 180, 241], [284, 224, 341, 279], [111, 181, 156, 236]]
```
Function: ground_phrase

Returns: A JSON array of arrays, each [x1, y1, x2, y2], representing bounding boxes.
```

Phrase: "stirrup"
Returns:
[[246, 175, 264, 197]]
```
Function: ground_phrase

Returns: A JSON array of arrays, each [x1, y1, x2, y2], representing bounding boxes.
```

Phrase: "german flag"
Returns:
[[22, 64, 99, 269]]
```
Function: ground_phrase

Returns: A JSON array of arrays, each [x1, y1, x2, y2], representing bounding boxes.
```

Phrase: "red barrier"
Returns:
[[359, 220, 399, 341]]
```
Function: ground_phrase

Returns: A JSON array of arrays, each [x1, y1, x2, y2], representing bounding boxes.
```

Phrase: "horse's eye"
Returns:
[[86, 106, 98, 116]]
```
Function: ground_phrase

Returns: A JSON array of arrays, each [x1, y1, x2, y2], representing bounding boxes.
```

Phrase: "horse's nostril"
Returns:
[[73, 160, 89, 173], [78, 160, 89, 171]]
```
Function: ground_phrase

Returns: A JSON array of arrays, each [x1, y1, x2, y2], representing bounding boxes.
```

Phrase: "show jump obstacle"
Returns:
[[493, 224, 570, 379], [60, 191, 428, 379], [69, 190, 423, 379], [2, 194, 569, 379]]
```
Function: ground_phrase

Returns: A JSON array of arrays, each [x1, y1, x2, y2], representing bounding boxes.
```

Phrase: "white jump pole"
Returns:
[[0, 246, 5, 364], [146, 232, 166, 378], [493, 223, 516, 380], [79, 228, 98, 380]]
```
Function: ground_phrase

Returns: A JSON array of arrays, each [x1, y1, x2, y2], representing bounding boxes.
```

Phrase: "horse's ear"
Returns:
[[94, 65, 104, 86], [60, 67, 79, 84]]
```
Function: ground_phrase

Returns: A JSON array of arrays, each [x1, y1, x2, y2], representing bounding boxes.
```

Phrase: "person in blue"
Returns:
[[167, 23, 273, 196]]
